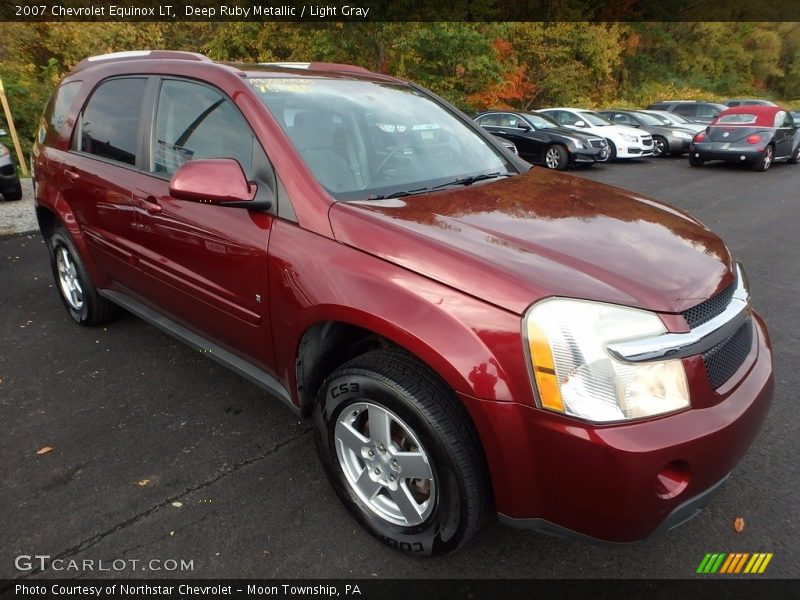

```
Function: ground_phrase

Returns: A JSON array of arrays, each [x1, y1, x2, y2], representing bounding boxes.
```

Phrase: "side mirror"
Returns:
[[574, 120, 586, 127], [169, 158, 271, 210], [517, 122, 531, 131]]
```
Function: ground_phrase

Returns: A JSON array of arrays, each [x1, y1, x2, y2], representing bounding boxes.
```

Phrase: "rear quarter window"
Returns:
[[40, 81, 81, 144]]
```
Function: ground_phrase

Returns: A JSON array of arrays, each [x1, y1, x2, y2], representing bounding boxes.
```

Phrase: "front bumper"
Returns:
[[617, 144, 654, 158], [461, 313, 773, 543], [571, 146, 608, 164]]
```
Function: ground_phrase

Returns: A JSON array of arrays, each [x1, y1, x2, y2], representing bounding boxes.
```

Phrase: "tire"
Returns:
[[543, 144, 569, 170], [48, 227, 120, 326], [606, 139, 617, 161], [788, 144, 800, 164], [689, 154, 704, 167], [3, 182, 22, 201], [752, 145, 773, 172], [652, 136, 668, 158], [313, 349, 488, 556]]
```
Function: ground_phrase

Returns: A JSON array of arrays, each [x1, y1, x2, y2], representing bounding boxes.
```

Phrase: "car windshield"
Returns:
[[577, 111, 612, 126], [716, 113, 758, 124], [249, 77, 512, 200], [651, 111, 688, 125], [522, 113, 561, 129], [630, 112, 664, 126]]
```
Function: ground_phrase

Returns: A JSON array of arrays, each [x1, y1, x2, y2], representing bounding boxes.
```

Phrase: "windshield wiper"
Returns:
[[430, 172, 512, 190], [367, 187, 429, 200]]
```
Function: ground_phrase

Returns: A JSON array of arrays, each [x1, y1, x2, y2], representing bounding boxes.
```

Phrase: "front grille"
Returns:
[[702, 321, 753, 389], [642, 138, 653, 146], [682, 281, 736, 329], [0, 164, 15, 176], [589, 139, 607, 148]]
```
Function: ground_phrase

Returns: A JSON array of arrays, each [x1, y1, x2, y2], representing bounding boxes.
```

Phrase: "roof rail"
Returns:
[[259, 61, 374, 75], [73, 50, 212, 73]]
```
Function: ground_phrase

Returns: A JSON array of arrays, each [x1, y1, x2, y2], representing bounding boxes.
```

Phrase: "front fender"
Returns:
[[268, 220, 533, 408]]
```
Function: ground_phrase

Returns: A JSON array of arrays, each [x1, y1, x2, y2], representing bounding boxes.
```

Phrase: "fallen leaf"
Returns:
[[171, 501, 183, 508], [263, 550, 271, 556], [734, 517, 745, 533], [169, 531, 175, 536], [136, 479, 151, 487], [36, 447, 54, 455]]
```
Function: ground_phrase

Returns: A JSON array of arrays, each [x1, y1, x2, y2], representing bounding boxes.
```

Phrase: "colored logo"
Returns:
[[697, 552, 773, 574]]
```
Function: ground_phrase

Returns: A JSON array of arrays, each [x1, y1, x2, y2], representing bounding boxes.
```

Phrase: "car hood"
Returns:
[[606, 124, 648, 137], [328, 169, 735, 316], [544, 126, 600, 141]]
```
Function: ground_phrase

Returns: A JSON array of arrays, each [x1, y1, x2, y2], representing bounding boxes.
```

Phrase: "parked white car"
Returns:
[[538, 108, 654, 160]]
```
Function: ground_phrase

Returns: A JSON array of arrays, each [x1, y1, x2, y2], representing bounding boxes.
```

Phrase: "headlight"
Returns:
[[0, 146, 8, 157], [567, 138, 585, 148], [621, 134, 637, 142], [672, 130, 692, 139], [524, 298, 689, 422]]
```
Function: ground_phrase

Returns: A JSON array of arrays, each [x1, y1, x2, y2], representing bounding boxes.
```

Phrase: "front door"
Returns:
[[132, 78, 277, 370]]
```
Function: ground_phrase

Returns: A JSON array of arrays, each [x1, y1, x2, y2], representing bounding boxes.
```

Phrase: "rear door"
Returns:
[[61, 76, 149, 288], [131, 77, 278, 370]]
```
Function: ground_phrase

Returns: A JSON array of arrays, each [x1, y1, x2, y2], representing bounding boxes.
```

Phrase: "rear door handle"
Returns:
[[64, 170, 80, 183], [138, 196, 162, 214]]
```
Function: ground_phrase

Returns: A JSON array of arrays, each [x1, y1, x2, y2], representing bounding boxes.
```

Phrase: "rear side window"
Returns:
[[152, 79, 256, 177], [78, 78, 147, 166], [40, 81, 81, 143], [697, 104, 721, 118], [673, 104, 698, 117]]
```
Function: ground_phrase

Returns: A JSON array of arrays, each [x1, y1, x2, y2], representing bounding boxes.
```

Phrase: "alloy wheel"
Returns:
[[653, 138, 667, 157], [335, 401, 436, 527], [545, 147, 562, 169], [56, 246, 84, 310]]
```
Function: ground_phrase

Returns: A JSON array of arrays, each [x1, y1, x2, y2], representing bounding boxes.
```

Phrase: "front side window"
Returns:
[[250, 77, 510, 199], [152, 79, 257, 177], [697, 104, 721, 118], [79, 78, 147, 166]]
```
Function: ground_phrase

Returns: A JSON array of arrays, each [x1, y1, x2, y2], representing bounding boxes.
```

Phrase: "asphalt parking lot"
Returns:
[[1, 156, 798, 581]]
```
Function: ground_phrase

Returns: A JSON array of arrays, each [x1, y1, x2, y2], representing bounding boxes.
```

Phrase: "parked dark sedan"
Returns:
[[475, 111, 608, 170], [689, 105, 800, 171], [598, 109, 696, 157]]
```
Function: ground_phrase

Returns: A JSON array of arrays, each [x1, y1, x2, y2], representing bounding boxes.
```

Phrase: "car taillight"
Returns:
[[693, 132, 706, 142], [746, 134, 761, 144]]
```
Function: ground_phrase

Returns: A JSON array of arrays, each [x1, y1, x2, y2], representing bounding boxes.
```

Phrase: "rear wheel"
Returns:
[[313, 349, 487, 556], [752, 145, 773, 172], [48, 227, 120, 325], [543, 144, 569, 170], [689, 154, 704, 167], [652, 136, 668, 158]]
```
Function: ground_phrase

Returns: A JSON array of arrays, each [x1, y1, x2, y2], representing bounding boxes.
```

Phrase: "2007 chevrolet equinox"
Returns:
[[32, 51, 773, 555]]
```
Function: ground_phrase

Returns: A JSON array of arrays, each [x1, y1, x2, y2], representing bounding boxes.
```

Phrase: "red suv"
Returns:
[[33, 51, 773, 555]]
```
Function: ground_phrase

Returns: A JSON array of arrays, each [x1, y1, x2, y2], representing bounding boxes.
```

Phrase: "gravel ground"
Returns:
[[0, 178, 37, 236]]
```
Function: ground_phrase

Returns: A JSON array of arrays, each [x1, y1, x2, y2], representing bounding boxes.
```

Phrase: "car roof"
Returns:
[[713, 105, 785, 126], [68, 50, 404, 84]]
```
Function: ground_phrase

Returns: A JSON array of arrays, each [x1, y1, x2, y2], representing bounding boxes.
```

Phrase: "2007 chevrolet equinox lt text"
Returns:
[[32, 51, 773, 555]]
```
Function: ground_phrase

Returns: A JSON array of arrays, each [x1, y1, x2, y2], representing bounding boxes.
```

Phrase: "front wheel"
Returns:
[[606, 139, 617, 161], [652, 136, 669, 158], [543, 144, 569, 170], [787, 144, 800, 164], [313, 349, 487, 556], [752, 145, 773, 172]]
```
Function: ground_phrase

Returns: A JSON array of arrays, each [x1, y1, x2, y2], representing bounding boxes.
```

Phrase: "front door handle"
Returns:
[[138, 196, 162, 214], [64, 170, 80, 183]]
